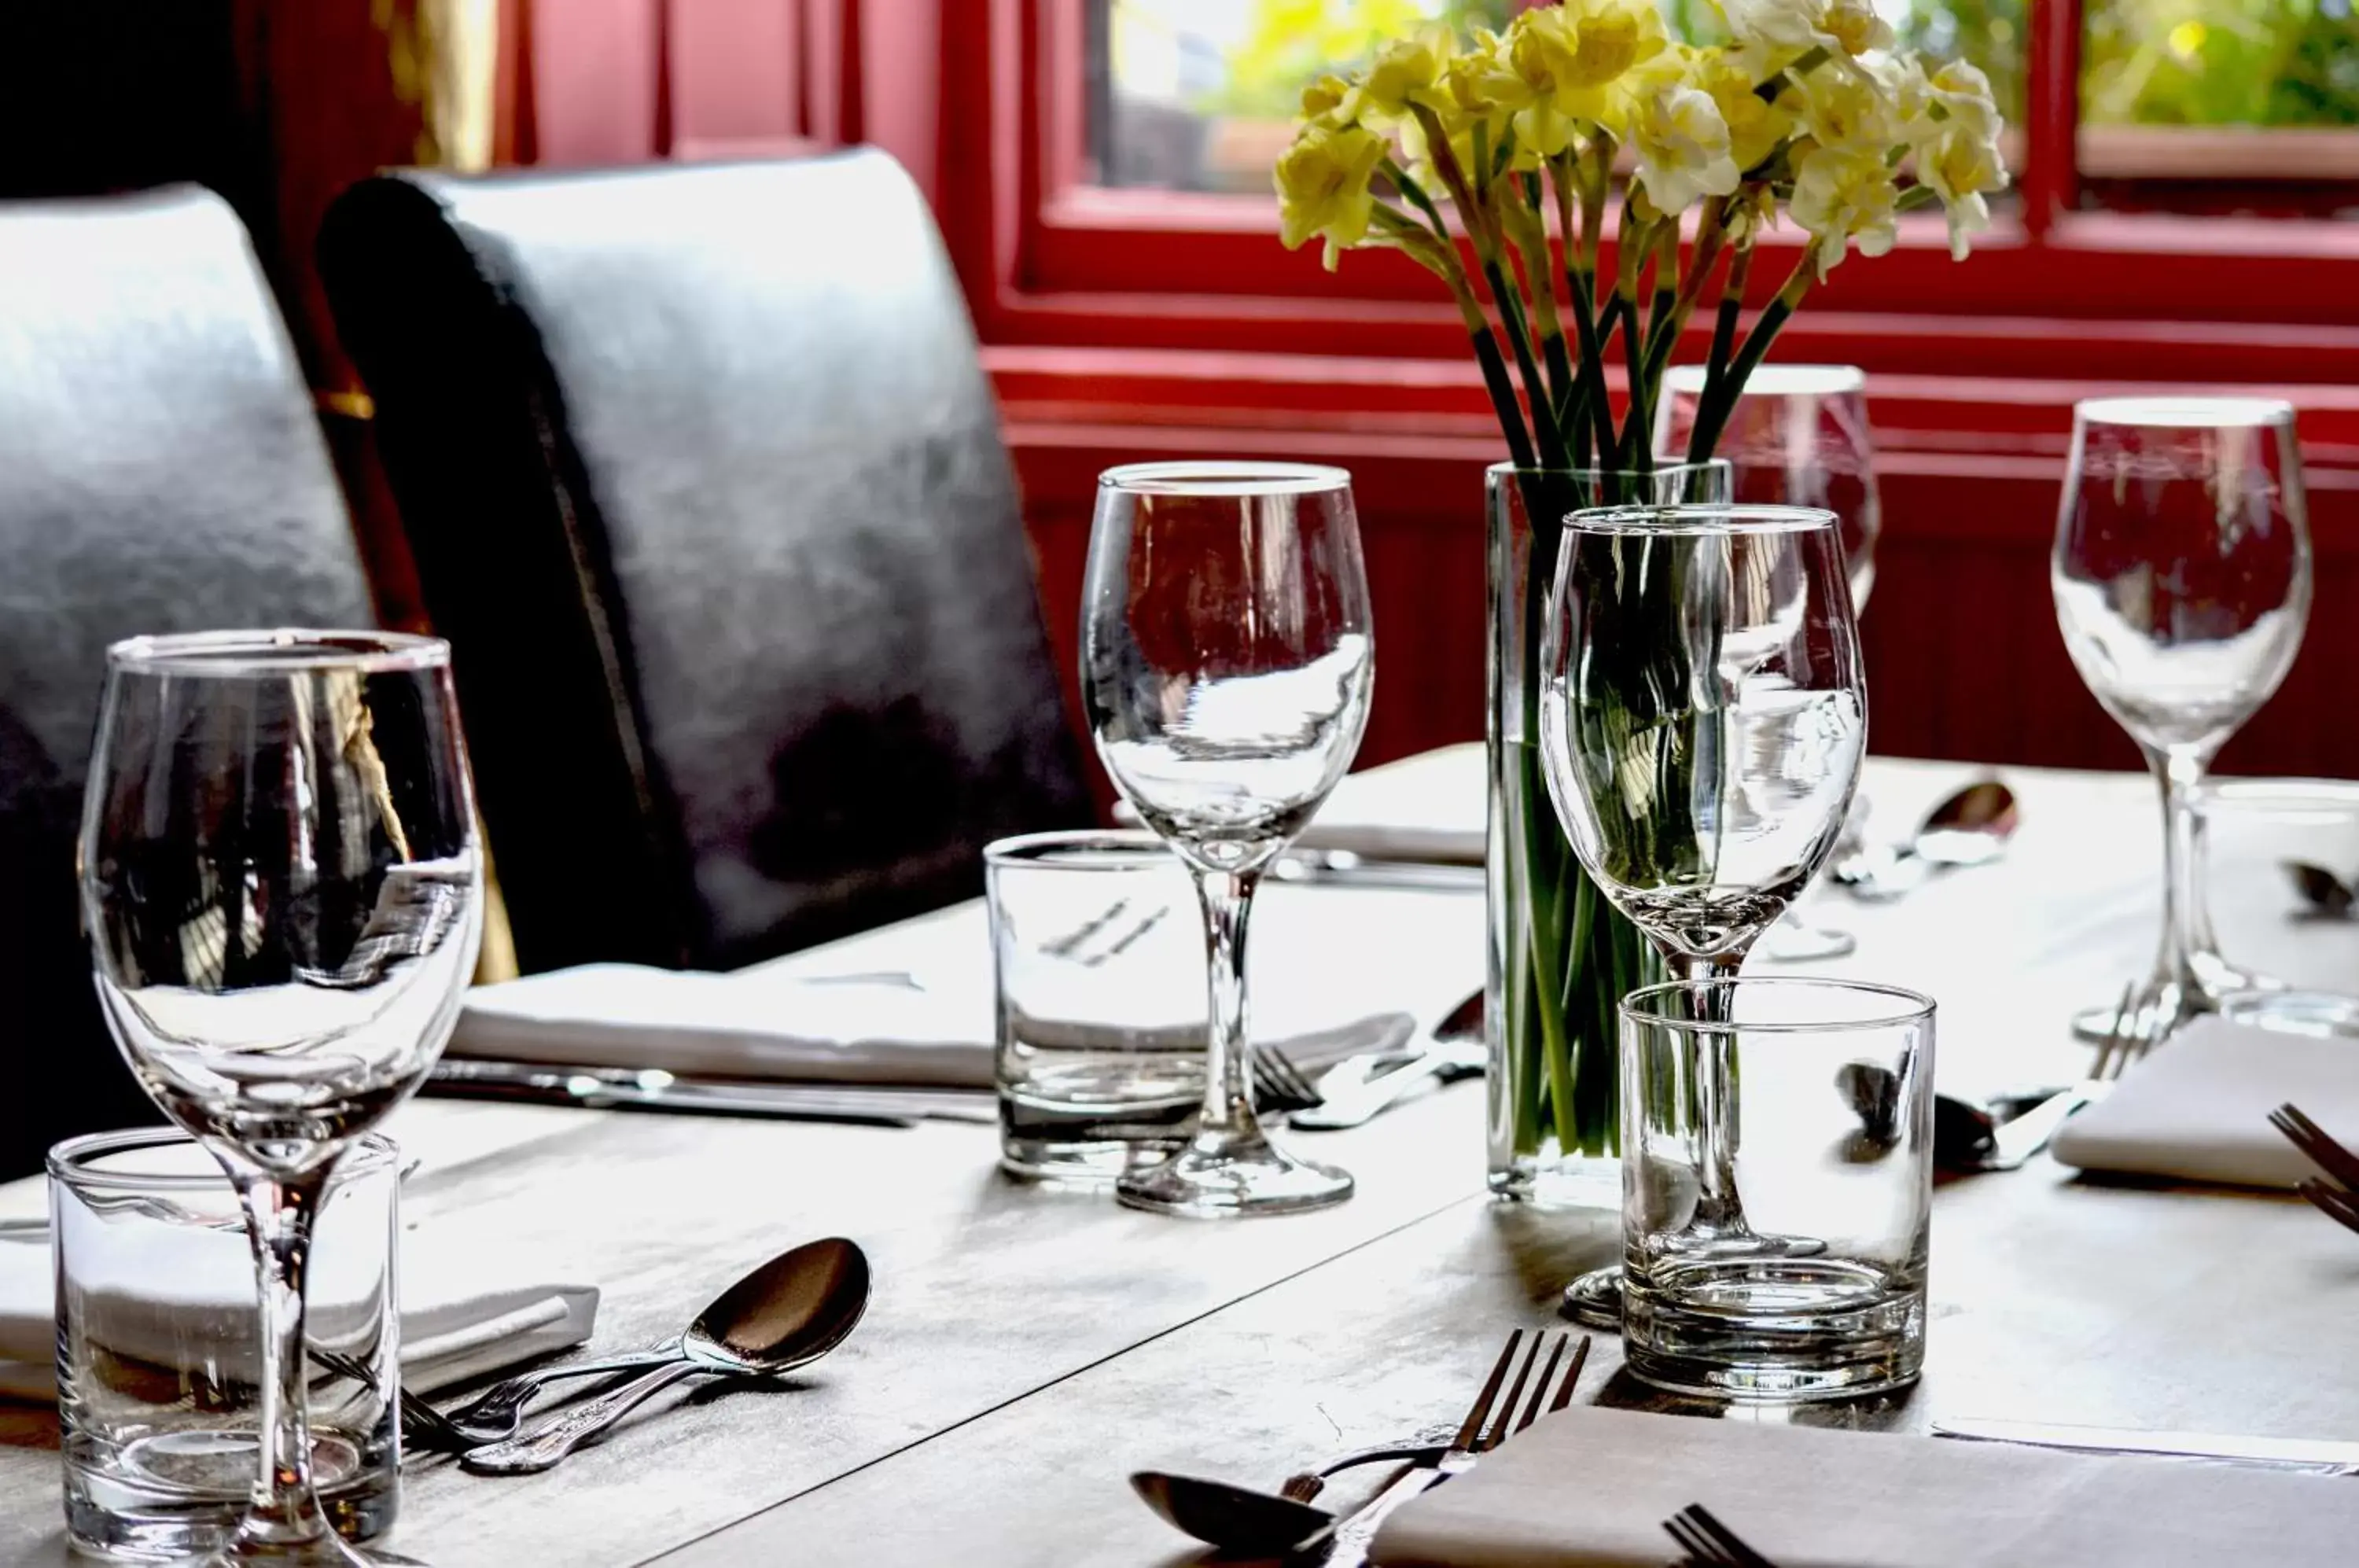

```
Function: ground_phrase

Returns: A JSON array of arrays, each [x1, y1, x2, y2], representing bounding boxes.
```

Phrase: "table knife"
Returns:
[[1317, 1463, 1455, 1567], [1932, 1418, 2359, 1474], [425, 1059, 996, 1126]]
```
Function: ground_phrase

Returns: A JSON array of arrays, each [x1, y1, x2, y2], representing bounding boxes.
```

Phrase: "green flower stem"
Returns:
[[1687, 251, 1813, 462], [1562, 266, 1618, 465], [1686, 242, 1754, 466]]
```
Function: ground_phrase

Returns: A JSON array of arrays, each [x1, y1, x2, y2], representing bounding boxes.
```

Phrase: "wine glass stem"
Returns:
[[1673, 950, 1747, 1235], [1192, 865, 1262, 1143], [230, 1159, 339, 1551], [2148, 744, 2215, 1007]]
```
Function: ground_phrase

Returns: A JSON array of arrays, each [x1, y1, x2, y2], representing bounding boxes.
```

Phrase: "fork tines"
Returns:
[[2089, 981, 2147, 1082], [2271, 1102, 2359, 1193], [1665, 1503, 1780, 1568], [1459, 1330, 1592, 1455], [1252, 1046, 1321, 1114]]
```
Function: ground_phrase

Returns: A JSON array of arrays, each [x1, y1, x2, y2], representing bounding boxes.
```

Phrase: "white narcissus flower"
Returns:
[[1793, 60, 1898, 152], [1723, 0, 1894, 73], [1629, 70, 1742, 215], [1925, 58, 2004, 141], [1916, 123, 2009, 259], [1791, 142, 1900, 278]]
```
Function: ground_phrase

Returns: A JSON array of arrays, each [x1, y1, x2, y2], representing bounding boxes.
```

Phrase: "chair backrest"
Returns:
[[318, 149, 1088, 974], [0, 186, 376, 1174]]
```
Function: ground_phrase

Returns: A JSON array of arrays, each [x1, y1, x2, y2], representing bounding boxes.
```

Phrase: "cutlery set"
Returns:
[[399, 1238, 870, 1475]]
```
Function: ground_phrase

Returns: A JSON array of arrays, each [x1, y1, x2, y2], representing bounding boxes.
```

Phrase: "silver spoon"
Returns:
[[1130, 1429, 1456, 1552], [458, 1236, 870, 1475], [1835, 778, 2019, 901], [2286, 860, 2357, 918]]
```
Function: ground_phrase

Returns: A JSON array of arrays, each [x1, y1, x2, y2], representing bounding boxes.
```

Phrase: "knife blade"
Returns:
[[1932, 1418, 2359, 1474], [425, 1059, 997, 1126]]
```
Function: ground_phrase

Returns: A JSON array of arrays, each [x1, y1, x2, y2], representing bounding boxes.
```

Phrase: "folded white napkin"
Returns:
[[451, 885, 1481, 1088], [1286, 742, 1489, 865], [0, 1225, 598, 1402], [2049, 1016, 2359, 1188], [1372, 1405, 2359, 1566]]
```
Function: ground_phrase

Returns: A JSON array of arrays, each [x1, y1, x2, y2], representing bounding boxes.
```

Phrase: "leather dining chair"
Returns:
[[318, 149, 1088, 976], [0, 186, 378, 1176]]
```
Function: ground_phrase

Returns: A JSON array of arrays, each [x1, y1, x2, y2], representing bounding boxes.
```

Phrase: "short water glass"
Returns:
[[53, 1130, 399, 1562], [988, 830, 1205, 1181], [1620, 977, 1934, 1401]]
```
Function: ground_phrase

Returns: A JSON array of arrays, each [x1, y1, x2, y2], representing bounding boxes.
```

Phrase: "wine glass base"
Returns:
[[1114, 1136, 1353, 1218], [2069, 969, 2328, 1046], [1560, 1266, 1623, 1330], [1754, 914, 1857, 964], [198, 1533, 418, 1566]]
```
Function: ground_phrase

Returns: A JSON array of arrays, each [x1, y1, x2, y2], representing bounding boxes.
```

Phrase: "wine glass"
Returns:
[[2053, 396, 2316, 1047], [1659, 363, 1880, 963], [80, 631, 482, 1566], [1080, 462, 1374, 1216], [1539, 504, 1865, 1279]]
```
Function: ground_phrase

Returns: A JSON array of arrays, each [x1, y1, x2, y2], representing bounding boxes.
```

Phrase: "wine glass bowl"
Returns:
[[1539, 505, 1868, 970], [1082, 462, 1373, 1216], [2055, 396, 2309, 755], [80, 629, 481, 1564]]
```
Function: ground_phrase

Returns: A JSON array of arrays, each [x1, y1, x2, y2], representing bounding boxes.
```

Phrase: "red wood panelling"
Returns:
[[1007, 421, 2359, 787], [527, 0, 664, 165], [668, 0, 800, 155]]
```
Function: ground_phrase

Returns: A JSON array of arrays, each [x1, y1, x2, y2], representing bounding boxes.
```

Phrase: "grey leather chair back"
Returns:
[[0, 186, 375, 1174], [319, 150, 1087, 974]]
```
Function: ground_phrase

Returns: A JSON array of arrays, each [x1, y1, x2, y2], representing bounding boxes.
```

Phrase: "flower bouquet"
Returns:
[[1271, 1, 2004, 1198]]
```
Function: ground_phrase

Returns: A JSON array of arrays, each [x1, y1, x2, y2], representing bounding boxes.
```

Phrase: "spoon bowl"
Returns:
[[1913, 779, 2019, 867], [1131, 1470, 1334, 1555], [459, 1238, 870, 1475]]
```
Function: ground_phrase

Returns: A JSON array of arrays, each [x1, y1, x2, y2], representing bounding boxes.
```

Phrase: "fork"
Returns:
[[1253, 1045, 1322, 1115], [1665, 1503, 1780, 1567], [310, 1348, 473, 1456], [2089, 981, 2148, 1082], [1319, 1330, 1591, 1559], [2270, 1102, 2359, 1194]]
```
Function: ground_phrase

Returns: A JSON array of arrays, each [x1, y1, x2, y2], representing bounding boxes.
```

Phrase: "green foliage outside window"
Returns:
[[1202, 0, 2359, 133]]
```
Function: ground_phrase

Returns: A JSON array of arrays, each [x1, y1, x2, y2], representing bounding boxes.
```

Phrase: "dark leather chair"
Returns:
[[0, 186, 377, 1176], [318, 149, 1088, 976]]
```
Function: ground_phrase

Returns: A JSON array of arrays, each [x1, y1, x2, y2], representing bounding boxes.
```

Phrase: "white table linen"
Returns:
[[1371, 1404, 2359, 1566]]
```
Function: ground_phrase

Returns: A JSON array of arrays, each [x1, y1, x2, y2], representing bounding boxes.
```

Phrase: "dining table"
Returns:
[[1, 744, 2353, 1567]]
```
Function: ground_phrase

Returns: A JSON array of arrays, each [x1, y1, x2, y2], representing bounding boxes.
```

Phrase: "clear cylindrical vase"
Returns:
[[1485, 461, 1729, 1205]]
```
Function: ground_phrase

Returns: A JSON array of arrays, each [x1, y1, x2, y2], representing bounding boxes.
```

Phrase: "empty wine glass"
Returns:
[[2054, 396, 2313, 1047], [1660, 364, 1880, 963], [1081, 462, 1374, 1216], [1540, 504, 1865, 1294], [80, 631, 482, 1566]]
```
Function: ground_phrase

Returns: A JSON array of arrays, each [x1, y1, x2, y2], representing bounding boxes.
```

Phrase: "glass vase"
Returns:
[[1485, 461, 1730, 1206]]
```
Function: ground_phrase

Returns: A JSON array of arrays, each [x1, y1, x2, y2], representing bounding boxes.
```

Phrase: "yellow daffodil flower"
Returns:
[[1300, 74, 1359, 127], [1275, 120, 1389, 271], [1790, 141, 1899, 278], [1723, 0, 1893, 75], [1492, 1, 1669, 155], [1694, 46, 1795, 172], [1356, 24, 1457, 123]]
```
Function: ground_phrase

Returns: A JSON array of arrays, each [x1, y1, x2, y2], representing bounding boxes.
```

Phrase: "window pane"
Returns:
[[2085, 0, 2359, 128], [1088, 2, 2027, 195], [1091, 0, 1514, 192]]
